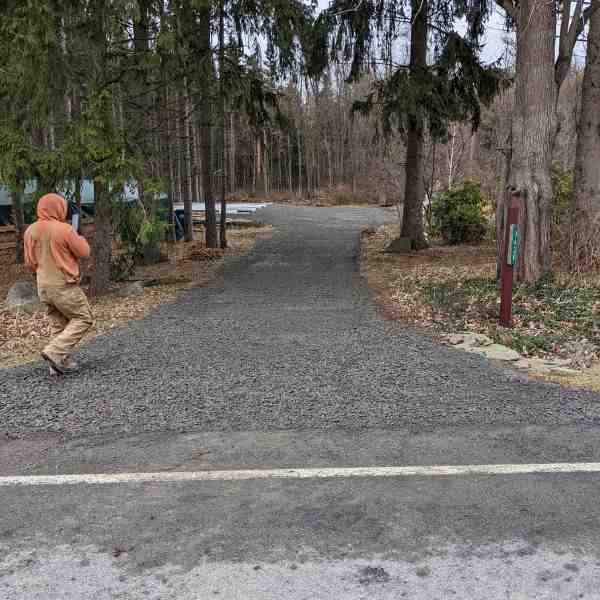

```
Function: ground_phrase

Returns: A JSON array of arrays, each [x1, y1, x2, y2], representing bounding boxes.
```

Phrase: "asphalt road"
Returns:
[[2, 205, 600, 599]]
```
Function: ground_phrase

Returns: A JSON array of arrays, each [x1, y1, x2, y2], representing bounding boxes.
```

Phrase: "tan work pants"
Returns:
[[38, 284, 94, 363]]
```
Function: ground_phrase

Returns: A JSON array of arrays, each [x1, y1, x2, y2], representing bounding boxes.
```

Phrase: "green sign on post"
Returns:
[[507, 224, 519, 266]]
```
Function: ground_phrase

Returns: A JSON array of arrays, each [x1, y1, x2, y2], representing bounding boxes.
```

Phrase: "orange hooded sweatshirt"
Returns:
[[24, 193, 91, 287]]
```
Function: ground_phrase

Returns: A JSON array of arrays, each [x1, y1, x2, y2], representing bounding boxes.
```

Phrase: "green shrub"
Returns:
[[112, 201, 169, 274], [431, 180, 487, 245]]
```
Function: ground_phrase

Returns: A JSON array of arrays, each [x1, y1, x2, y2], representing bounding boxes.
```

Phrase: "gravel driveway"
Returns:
[[2, 204, 600, 437]]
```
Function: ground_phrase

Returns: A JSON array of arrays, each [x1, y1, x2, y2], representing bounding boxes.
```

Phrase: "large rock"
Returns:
[[117, 281, 145, 297], [4, 281, 44, 314]]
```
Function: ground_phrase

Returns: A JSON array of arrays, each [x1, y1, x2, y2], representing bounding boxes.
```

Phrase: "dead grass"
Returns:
[[230, 186, 379, 208], [361, 224, 600, 392], [361, 224, 497, 327], [535, 364, 600, 392], [0, 226, 272, 369]]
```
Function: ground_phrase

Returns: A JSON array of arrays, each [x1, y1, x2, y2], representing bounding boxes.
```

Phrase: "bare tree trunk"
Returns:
[[573, 4, 600, 251], [180, 89, 194, 242], [509, 0, 557, 281], [90, 180, 112, 297], [351, 131, 356, 195], [252, 142, 257, 193], [174, 90, 183, 206], [263, 129, 269, 196], [447, 123, 457, 188], [193, 121, 202, 201], [288, 133, 293, 192], [230, 112, 236, 194], [88, 11, 114, 298], [218, 0, 227, 249], [165, 87, 177, 240], [401, 0, 428, 249], [75, 175, 82, 214], [496, 128, 512, 279], [255, 135, 263, 194], [199, 6, 217, 248], [277, 134, 282, 192], [297, 130, 303, 197], [184, 88, 195, 241], [467, 129, 481, 180], [495, 0, 598, 280], [325, 140, 333, 188], [11, 178, 25, 265], [133, 0, 151, 208]]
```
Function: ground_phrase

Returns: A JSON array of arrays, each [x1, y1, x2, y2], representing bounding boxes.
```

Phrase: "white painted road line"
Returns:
[[3, 463, 600, 487]]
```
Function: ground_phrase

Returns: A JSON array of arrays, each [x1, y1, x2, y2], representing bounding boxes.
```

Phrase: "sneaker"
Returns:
[[62, 357, 79, 373], [42, 352, 65, 375]]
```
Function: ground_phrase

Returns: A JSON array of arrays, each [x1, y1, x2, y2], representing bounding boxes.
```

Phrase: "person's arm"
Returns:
[[23, 226, 38, 271], [66, 228, 91, 259]]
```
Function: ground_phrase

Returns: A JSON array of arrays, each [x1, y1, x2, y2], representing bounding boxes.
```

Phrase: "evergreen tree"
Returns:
[[310, 0, 503, 248]]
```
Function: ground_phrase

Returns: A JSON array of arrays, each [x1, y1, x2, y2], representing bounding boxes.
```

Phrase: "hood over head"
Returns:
[[37, 193, 67, 222]]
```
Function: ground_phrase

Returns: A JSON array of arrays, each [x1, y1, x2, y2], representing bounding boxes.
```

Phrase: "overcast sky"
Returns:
[[316, 0, 511, 63], [315, 1, 588, 67]]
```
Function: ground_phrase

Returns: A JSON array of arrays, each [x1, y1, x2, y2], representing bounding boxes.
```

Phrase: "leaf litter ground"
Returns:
[[361, 225, 600, 391], [0, 226, 272, 369]]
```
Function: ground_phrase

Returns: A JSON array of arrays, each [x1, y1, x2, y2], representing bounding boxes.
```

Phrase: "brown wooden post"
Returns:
[[500, 190, 522, 327]]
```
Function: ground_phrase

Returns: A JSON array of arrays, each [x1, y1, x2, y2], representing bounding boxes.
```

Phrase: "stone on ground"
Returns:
[[446, 332, 520, 362], [4, 280, 43, 314], [446, 332, 494, 348], [516, 357, 581, 376], [117, 281, 145, 297], [465, 343, 520, 362]]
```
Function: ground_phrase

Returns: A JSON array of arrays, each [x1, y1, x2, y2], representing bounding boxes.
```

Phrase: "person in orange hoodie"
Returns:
[[24, 193, 94, 374]]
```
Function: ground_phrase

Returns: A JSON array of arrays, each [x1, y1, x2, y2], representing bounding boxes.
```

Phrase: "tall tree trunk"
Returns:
[[133, 0, 151, 208], [255, 135, 263, 194], [90, 180, 112, 297], [11, 177, 25, 265], [180, 89, 193, 241], [74, 175, 82, 214], [277, 134, 282, 192], [496, 128, 512, 279], [297, 130, 303, 197], [199, 6, 217, 248], [573, 5, 600, 257], [467, 129, 480, 180], [174, 90, 183, 206], [193, 121, 202, 201], [230, 112, 236, 193], [164, 86, 177, 240], [288, 133, 293, 192], [218, 0, 227, 249], [509, 0, 557, 281], [262, 129, 269, 196], [401, 0, 428, 249], [88, 3, 113, 297]]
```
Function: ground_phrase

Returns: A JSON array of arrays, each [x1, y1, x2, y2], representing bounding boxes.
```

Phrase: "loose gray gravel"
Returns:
[[2, 204, 600, 437]]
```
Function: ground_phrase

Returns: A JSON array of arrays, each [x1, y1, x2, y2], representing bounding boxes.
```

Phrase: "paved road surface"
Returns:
[[2, 205, 600, 599]]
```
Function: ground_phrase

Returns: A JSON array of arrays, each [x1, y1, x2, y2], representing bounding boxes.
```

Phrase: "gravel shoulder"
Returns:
[[2, 204, 600, 438]]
